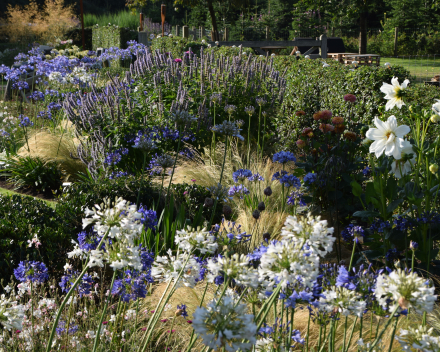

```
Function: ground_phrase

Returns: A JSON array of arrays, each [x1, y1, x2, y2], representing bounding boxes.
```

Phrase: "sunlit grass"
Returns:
[[382, 56, 440, 84]]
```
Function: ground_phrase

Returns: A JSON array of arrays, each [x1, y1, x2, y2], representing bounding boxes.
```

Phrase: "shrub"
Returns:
[[1, 155, 63, 193], [92, 24, 137, 50], [0, 194, 78, 283]]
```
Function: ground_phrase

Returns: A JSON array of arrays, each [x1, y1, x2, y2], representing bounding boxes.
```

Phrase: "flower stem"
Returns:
[[348, 240, 357, 272], [165, 127, 182, 205], [137, 152, 147, 209]]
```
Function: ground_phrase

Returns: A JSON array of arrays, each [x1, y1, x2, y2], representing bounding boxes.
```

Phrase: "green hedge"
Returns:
[[92, 24, 137, 50], [65, 27, 93, 51], [271, 57, 440, 150]]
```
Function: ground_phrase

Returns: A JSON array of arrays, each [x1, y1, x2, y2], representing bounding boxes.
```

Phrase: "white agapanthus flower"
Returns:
[[0, 294, 25, 330], [322, 62, 330, 67], [281, 213, 335, 257], [375, 269, 437, 314], [396, 325, 440, 352], [432, 99, 440, 116], [206, 254, 259, 289], [380, 76, 410, 111], [365, 115, 411, 160], [390, 140, 416, 179], [258, 239, 320, 290], [151, 249, 200, 288], [175, 227, 218, 254], [319, 287, 366, 317], [192, 293, 257, 352]]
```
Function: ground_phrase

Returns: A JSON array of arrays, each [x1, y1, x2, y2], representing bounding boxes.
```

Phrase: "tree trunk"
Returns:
[[359, 11, 367, 54], [207, 0, 219, 41]]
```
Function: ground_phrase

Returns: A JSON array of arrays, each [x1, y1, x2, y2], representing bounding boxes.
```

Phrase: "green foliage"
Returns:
[[0, 194, 78, 283], [271, 57, 424, 150], [84, 10, 139, 30], [172, 182, 223, 222], [64, 27, 93, 50], [1, 155, 63, 193], [92, 24, 137, 50]]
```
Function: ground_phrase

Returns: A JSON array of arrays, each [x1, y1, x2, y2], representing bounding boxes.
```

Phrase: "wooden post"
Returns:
[[139, 13, 144, 31], [319, 34, 327, 59], [394, 27, 399, 56], [266, 26, 269, 40], [191, 26, 195, 40], [224, 27, 229, 41], [161, 4, 166, 37], [200, 26, 205, 39], [183, 25, 189, 39], [175, 25, 179, 36], [79, 0, 85, 49]]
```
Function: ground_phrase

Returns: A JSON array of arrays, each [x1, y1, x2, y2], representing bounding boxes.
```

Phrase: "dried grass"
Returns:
[[17, 123, 87, 180], [1, 0, 78, 44]]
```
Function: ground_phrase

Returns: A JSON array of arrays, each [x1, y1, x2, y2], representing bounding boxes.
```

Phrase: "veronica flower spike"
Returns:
[[380, 76, 410, 111], [365, 115, 410, 160]]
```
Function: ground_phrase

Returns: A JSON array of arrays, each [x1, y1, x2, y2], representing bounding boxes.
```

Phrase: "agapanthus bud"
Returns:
[[263, 186, 272, 196], [222, 205, 232, 217], [429, 164, 439, 174], [430, 115, 440, 123], [262, 232, 271, 241], [410, 241, 418, 250], [257, 202, 266, 211], [252, 209, 260, 220], [175, 309, 183, 316], [204, 197, 214, 208]]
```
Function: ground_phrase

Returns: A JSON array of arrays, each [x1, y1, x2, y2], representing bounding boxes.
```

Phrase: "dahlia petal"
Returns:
[[385, 99, 397, 111], [391, 77, 399, 87], [370, 139, 385, 157], [374, 117, 389, 132], [401, 79, 410, 89], [394, 125, 410, 137], [380, 83, 393, 94], [366, 128, 383, 140], [387, 115, 398, 130]]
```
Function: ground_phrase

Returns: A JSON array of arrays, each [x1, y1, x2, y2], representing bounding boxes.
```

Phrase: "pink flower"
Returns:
[[344, 94, 357, 103], [174, 58, 182, 63], [191, 179, 196, 182]]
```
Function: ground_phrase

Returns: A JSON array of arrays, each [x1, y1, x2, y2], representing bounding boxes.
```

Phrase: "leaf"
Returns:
[[353, 210, 380, 218], [386, 198, 403, 214], [350, 180, 363, 197]]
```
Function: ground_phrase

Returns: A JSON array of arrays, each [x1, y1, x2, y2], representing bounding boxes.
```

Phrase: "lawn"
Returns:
[[382, 56, 440, 84]]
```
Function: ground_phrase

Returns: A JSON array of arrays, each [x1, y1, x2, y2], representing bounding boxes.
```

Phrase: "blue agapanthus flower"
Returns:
[[303, 172, 317, 185], [335, 266, 356, 290], [341, 224, 365, 243], [232, 169, 253, 183], [177, 304, 188, 318], [228, 184, 250, 199], [14, 261, 49, 284], [369, 220, 391, 233], [59, 271, 94, 297], [56, 321, 79, 336], [138, 206, 158, 230], [112, 270, 153, 302], [248, 173, 264, 182], [287, 190, 306, 206], [273, 151, 296, 164], [273, 171, 301, 189]]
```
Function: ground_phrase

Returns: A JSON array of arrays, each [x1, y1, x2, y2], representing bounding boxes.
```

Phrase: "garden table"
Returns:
[[327, 53, 357, 64], [344, 54, 381, 66], [260, 46, 287, 55]]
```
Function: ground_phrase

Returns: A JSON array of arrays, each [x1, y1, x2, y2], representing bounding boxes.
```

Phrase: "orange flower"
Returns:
[[344, 131, 357, 141], [319, 124, 335, 133]]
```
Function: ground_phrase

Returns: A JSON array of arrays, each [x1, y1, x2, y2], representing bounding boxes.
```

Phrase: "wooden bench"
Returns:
[[327, 53, 357, 64], [344, 54, 381, 66]]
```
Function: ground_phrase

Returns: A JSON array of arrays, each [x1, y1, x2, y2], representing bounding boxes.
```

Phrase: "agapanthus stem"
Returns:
[[208, 137, 228, 228], [257, 105, 262, 158], [368, 306, 399, 352], [344, 316, 358, 352], [387, 316, 399, 352], [92, 269, 117, 352], [30, 281, 34, 343], [46, 228, 111, 352], [305, 312, 311, 352], [247, 113, 251, 168], [342, 316, 348, 352], [348, 240, 356, 272], [137, 152, 147, 209], [166, 127, 182, 205]]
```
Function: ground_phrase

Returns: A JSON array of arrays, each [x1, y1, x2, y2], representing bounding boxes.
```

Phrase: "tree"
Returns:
[[174, 0, 249, 41]]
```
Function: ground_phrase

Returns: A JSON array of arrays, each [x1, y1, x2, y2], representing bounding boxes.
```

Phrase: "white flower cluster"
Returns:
[[151, 249, 200, 288], [175, 227, 218, 254], [49, 66, 93, 85], [192, 292, 257, 352], [319, 287, 366, 317], [258, 239, 320, 290], [0, 294, 25, 331], [207, 254, 259, 289], [357, 338, 383, 352], [375, 269, 437, 314], [281, 213, 335, 257], [396, 325, 440, 352], [68, 197, 145, 271]]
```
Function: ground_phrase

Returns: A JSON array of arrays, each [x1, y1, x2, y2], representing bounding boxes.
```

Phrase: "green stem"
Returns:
[[46, 229, 111, 352], [92, 269, 117, 352], [348, 240, 356, 272], [137, 152, 147, 209], [342, 316, 348, 352], [257, 105, 262, 159], [387, 316, 399, 352], [368, 307, 399, 352], [247, 113, 252, 168], [165, 128, 182, 205], [344, 316, 358, 352]]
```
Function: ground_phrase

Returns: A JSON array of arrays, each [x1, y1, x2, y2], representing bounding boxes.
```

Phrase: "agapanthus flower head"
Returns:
[[256, 97, 267, 106], [281, 213, 335, 257], [365, 115, 410, 159], [232, 169, 252, 183], [244, 106, 255, 115], [258, 239, 320, 290], [224, 104, 237, 115], [287, 190, 306, 207], [175, 226, 218, 254], [343, 94, 357, 103], [0, 295, 25, 331], [341, 224, 365, 243], [303, 172, 317, 185], [18, 115, 33, 128], [176, 304, 188, 318], [207, 183, 230, 201], [228, 184, 250, 199], [319, 286, 366, 317], [375, 268, 437, 314], [210, 93, 222, 104], [59, 271, 94, 297], [170, 110, 197, 127], [192, 292, 257, 352], [112, 270, 151, 302], [137, 206, 157, 230], [396, 325, 440, 352], [133, 132, 157, 152], [211, 121, 244, 140], [151, 249, 201, 288], [248, 173, 264, 182], [380, 76, 410, 111], [154, 153, 175, 170], [272, 171, 301, 189], [14, 261, 49, 284], [272, 151, 296, 164]]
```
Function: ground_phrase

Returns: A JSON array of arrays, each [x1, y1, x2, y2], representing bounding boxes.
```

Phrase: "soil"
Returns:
[[0, 178, 57, 201]]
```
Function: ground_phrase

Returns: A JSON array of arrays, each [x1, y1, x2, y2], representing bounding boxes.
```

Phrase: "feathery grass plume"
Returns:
[[17, 128, 87, 181]]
